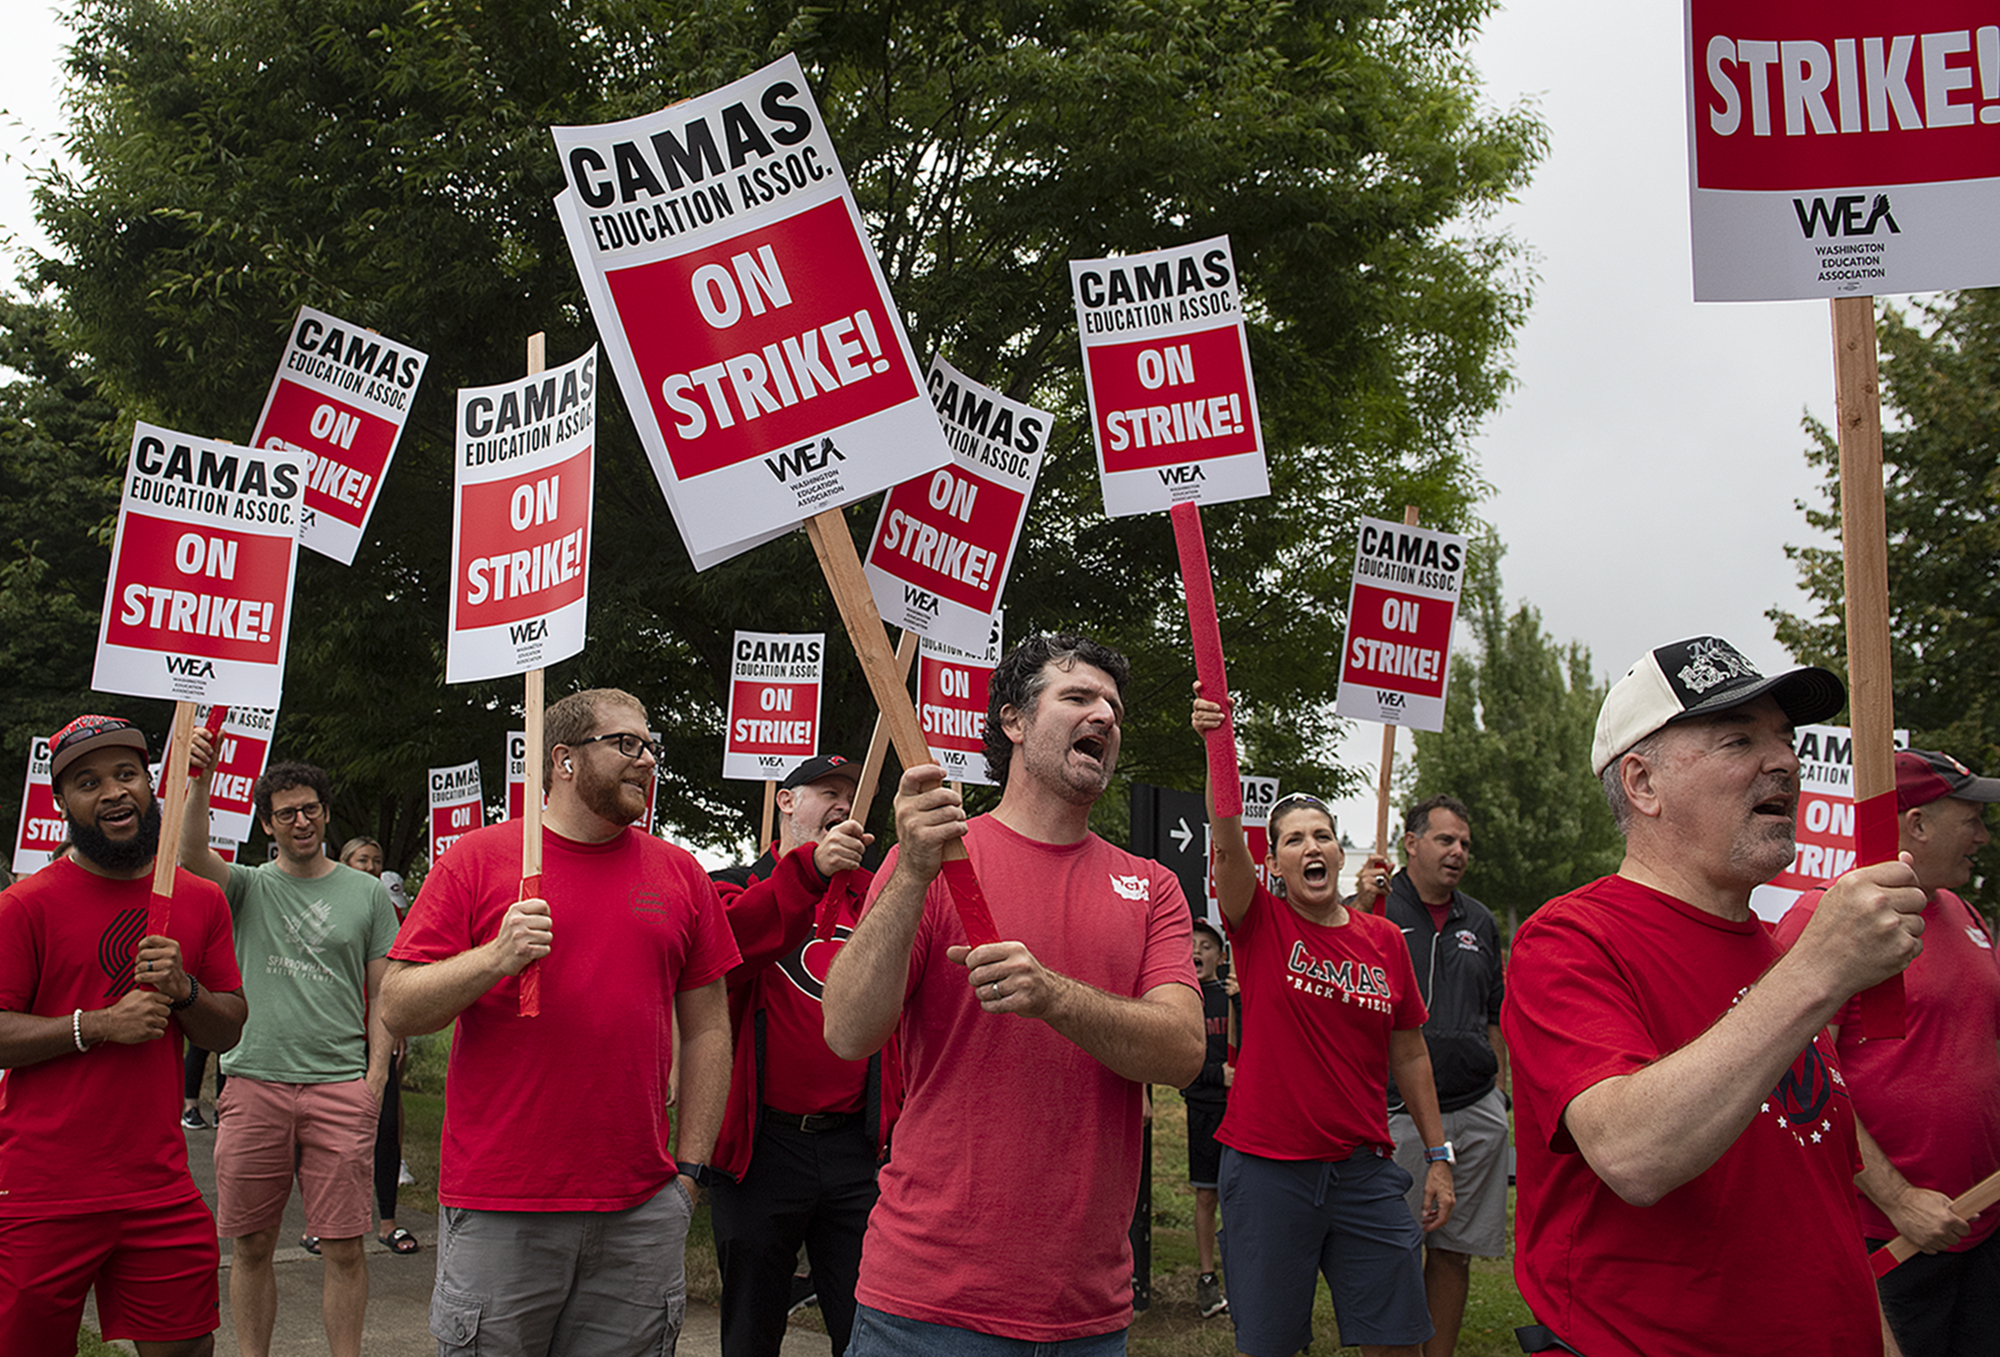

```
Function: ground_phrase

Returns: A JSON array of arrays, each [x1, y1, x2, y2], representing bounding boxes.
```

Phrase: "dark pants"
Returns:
[[711, 1114, 879, 1357], [1868, 1229, 2000, 1357], [183, 1041, 224, 1101], [373, 1051, 402, 1221]]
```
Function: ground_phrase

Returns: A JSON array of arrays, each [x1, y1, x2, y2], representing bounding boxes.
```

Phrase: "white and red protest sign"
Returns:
[[1751, 723, 1910, 921], [429, 760, 484, 864], [193, 705, 277, 845], [1687, 2, 2000, 301], [865, 359, 1046, 651], [250, 306, 430, 563], [506, 729, 529, 820], [446, 348, 597, 683], [551, 53, 950, 568], [722, 631, 824, 782], [94, 424, 304, 708], [1070, 236, 1268, 517], [12, 737, 62, 877], [1203, 775, 1279, 923], [918, 611, 1004, 785], [1334, 518, 1468, 733]]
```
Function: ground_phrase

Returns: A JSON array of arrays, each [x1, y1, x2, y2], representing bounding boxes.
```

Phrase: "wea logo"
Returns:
[[1792, 193, 1900, 238]]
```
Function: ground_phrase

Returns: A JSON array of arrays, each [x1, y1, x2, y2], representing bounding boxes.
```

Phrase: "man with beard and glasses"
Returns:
[[708, 753, 899, 1357], [824, 633, 1204, 1355], [0, 715, 246, 1355], [179, 737, 399, 1357], [1503, 637, 1928, 1357], [380, 688, 739, 1357]]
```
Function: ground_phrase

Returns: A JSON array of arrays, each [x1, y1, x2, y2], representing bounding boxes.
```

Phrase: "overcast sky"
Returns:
[[1, 3, 1868, 846]]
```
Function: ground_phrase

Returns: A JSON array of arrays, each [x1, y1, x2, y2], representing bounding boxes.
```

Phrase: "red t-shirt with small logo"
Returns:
[[1217, 880, 1427, 1162]]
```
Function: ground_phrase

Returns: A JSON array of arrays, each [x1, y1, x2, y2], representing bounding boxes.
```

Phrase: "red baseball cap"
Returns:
[[1895, 749, 2000, 812], [49, 714, 150, 786]]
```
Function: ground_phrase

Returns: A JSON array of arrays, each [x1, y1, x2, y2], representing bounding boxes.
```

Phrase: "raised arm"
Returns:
[[1191, 690, 1254, 927], [176, 727, 232, 889], [822, 765, 964, 1060]]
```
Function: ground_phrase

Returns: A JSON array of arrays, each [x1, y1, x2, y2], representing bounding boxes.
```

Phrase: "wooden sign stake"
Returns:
[[1371, 506, 1421, 875], [518, 332, 549, 1017], [852, 628, 919, 827], [146, 702, 198, 941], [1831, 297, 1903, 1040], [759, 779, 776, 851]]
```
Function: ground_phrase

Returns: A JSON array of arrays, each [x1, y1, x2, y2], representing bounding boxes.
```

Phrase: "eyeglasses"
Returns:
[[571, 732, 665, 762], [271, 802, 326, 826]]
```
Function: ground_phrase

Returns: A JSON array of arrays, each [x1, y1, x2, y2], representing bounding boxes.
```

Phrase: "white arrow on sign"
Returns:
[[1170, 817, 1194, 854]]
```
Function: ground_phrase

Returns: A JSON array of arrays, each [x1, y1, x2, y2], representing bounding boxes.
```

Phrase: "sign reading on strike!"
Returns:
[[1687, 1, 2000, 300], [1205, 775, 1279, 918], [429, 760, 484, 865], [193, 704, 278, 845], [506, 729, 529, 820], [723, 631, 824, 782], [865, 359, 1046, 652], [12, 737, 62, 877], [1750, 723, 1910, 921], [250, 306, 430, 564], [1070, 236, 1268, 517], [1334, 518, 1468, 733], [447, 348, 597, 683], [94, 423, 304, 708], [551, 53, 950, 569], [918, 611, 1004, 786]]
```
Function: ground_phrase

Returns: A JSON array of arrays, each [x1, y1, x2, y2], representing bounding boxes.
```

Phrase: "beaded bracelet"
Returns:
[[72, 1007, 88, 1052]]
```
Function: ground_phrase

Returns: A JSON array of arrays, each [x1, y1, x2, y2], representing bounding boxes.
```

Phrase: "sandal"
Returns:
[[379, 1227, 421, 1254], [299, 1234, 321, 1255]]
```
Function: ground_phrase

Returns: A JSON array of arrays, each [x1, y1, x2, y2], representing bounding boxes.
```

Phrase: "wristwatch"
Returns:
[[169, 974, 201, 1012], [1424, 1141, 1456, 1166], [678, 1161, 717, 1186]]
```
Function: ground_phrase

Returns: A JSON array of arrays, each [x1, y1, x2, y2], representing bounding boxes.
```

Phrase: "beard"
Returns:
[[576, 762, 645, 828], [69, 798, 163, 873]]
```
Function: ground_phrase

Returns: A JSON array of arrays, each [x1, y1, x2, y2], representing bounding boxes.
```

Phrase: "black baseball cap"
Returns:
[[780, 754, 858, 791]]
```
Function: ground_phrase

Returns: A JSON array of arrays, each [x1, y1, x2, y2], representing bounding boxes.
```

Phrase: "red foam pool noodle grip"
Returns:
[[940, 856, 1001, 949], [1854, 788, 1904, 1040], [147, 891, 172, 953], [516, 873, 543, 1017], [1170, 503, 1241, 818]]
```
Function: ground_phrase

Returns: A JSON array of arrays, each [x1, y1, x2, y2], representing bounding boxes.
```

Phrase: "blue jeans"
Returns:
[[847, 1304, 1128, 1357]]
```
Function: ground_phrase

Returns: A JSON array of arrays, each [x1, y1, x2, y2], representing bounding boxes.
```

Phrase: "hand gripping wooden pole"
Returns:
[[804, 509, 999, 945], [146, 702, 199, 943], [518, 332, 549, 1017], [1870, 1167, 2000, 1277], [1171, 502, 1241, 818], [1831, 297, 1903, 1040]]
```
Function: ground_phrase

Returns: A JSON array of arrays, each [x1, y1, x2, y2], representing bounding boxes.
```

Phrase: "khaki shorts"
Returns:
[[1389, 1083, 1511, 1257], [214, 1075, 377, 1239]]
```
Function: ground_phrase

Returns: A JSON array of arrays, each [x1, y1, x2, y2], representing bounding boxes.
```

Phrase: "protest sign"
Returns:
[[864, 359, 1045, 651], [551, 53, 949, 568], [1070, 236, 1268, 517], [12, 738, 62, 877], [94, 423, 304, 708], [1750, 723, 1909, 922], [429, 760, 484, 864], [723, 631, 825, 782], [917, 611, 1003, 786], [1686, 2, 2000, 301], [249, 306, 430, 563], [446, 348, 597, 683], [192, 705, 278, 845], [506, 729, 529, 820], [1334, 517, 1468, 734]]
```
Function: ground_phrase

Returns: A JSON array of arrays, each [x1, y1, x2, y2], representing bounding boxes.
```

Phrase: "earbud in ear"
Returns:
[[563, 758, 574, 772]]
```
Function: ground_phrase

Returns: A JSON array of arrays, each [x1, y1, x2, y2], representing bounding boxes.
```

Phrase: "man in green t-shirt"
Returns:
[[182, 733, 398, 1357]]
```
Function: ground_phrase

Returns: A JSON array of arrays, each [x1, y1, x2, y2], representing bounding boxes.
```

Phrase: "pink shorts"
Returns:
[[0, 1196, 220, 1349], [214, 1075, 377, 1240]]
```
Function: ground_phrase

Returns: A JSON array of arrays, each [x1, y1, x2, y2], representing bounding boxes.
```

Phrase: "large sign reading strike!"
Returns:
[[250, 306, 430, 564], [1070, 236, 1268, 517], [1334, 518, 1468, 733], [12, 738, 62, 877], [722, 631, 824, 782], [446, 348, 597, 683], [865, 359, 1046, 652], [1687, 1, 2000, 300], [429, 760, 484, 865], [194, 705, 278, 845], [918, 611, 1004, 786], [1750, 723, 1910, 921], [551, 53, 950, 569], [94, 424, 304, 708]]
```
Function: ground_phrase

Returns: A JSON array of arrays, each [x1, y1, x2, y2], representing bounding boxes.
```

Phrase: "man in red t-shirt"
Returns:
[[1776, 748, 2000, 1356], [709, 752, 896, 1357], [380, 689, 739, 1357], [823, 633, 1204, 1351], [0, 714, 247, 1355], [1504, 636, 1927, 1357]]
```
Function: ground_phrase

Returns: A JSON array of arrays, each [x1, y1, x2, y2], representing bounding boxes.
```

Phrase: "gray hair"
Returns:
[[1601, 728, 1669, 834]]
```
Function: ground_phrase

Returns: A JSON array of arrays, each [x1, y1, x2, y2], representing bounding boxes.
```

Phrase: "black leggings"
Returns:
[[374, 1051, 403, 1221], [183, 1041, 224, 1101]]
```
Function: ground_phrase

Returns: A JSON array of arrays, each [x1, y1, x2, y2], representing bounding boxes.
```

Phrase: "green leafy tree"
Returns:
[[18, 0, 1542, 862], [1771, 287, 2000, 919], [1407, 538, 1622, 929]]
